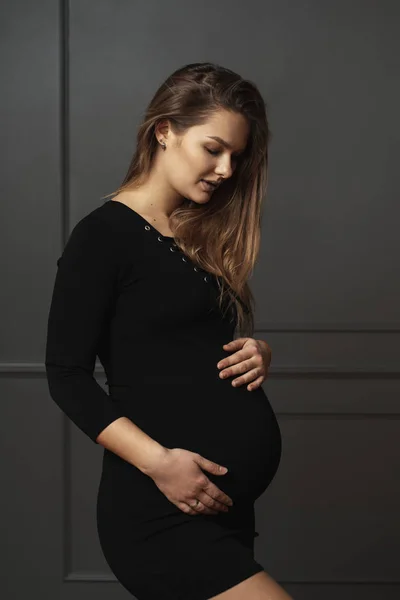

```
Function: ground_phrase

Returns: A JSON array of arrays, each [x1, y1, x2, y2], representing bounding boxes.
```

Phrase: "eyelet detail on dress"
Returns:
[[143, 224, 209, 283]]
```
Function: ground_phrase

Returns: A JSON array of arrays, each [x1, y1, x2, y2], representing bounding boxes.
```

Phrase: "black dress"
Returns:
[[45, 199, 282, 600]]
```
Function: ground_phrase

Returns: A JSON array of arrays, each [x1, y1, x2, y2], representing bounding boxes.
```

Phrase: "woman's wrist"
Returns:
[[136, 441, 169, 478]]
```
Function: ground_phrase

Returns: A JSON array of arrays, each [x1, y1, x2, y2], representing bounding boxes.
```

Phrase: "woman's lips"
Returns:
[[200, 179, 216, 193]]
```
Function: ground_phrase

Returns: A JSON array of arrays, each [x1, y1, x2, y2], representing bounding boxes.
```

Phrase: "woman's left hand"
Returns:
[[217, 338, 272, 391]]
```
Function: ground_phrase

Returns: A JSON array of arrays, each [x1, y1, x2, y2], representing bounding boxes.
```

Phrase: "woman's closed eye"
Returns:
[[205, 148, 240, 161]]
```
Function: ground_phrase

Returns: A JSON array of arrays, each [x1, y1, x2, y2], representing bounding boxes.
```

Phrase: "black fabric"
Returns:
[[45, 199, 282, 599]]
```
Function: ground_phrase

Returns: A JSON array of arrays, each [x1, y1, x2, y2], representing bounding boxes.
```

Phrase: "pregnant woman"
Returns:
[[45, 62, 292, 600]]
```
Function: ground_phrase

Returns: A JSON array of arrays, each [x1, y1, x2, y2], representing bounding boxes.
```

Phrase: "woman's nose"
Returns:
[[216, 159, 234, 179]]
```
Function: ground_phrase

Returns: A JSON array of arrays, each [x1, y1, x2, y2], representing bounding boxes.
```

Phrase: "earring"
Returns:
[[159, 139, 166, 151]]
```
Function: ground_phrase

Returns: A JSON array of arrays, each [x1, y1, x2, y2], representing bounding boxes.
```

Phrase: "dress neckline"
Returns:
[[106, 199, 174, 240]]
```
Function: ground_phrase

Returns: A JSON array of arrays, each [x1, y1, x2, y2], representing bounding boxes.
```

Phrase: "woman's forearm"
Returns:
[[96, 417, 168, 476]]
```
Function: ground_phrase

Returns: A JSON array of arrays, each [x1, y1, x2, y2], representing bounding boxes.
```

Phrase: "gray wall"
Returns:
[[1, 1, 399, 599]]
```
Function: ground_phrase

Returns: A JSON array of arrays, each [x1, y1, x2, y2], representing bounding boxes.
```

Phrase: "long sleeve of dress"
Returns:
[[45, 212, 125, 444]]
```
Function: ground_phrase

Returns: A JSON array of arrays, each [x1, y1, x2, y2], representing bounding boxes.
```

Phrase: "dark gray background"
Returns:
[[1, 1, 399, 598]]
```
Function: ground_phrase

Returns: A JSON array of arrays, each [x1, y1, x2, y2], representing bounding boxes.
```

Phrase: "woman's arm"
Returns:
[[96, 416, 167, 475], [44, 211, 166, 474]]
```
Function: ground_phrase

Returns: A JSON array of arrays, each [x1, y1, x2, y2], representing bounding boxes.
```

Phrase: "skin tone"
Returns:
[[112, 108, 250, 233], [112, 107, 272, 389]]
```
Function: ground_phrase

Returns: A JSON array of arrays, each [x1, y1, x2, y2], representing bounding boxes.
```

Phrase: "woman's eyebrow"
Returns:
[[206, 136, 245, 153]]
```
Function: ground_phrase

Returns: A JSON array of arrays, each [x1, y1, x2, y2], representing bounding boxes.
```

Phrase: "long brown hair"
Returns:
[[103, 62, 271, 337]]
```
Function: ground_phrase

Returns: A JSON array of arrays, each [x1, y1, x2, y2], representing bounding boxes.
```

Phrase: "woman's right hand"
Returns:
[[148, 447, 234, 515]]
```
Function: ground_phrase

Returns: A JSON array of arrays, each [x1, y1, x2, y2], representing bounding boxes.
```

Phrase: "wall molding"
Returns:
[[255, 323, 400, 333], [65, 572, 400, 584], [1, 363, 399, 377]]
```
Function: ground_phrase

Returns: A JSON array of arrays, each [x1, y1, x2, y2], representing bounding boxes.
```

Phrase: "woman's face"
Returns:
[[160, 109, 250, 204]]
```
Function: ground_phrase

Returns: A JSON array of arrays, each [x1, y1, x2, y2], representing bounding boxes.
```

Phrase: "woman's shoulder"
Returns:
[[62, 200, 139, 263], [87, 199, 130, 230], [76, 199, 142, 240]]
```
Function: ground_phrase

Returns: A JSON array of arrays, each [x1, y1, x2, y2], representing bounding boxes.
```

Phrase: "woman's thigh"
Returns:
[[209, 570, 294, 600]]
